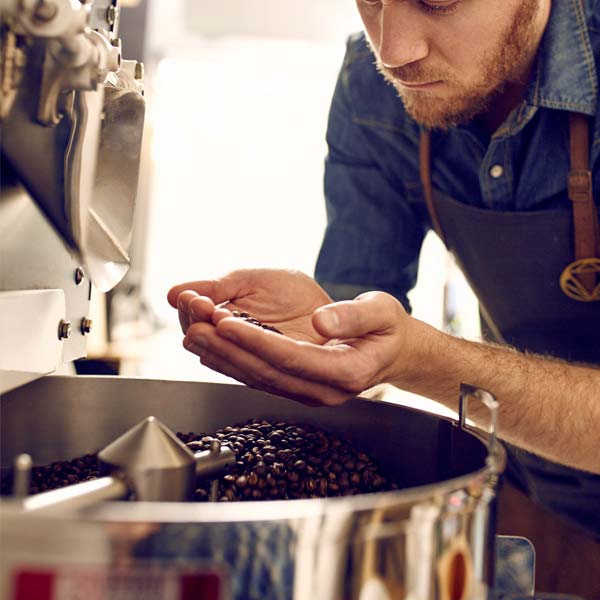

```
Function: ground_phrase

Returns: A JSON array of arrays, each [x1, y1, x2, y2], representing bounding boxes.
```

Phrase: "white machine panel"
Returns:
[[0, 289, 66, 393]]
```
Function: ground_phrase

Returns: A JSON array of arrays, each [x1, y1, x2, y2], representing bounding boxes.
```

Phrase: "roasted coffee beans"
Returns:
[[0, 419, 398, 501], [231, 311, 283, 334], [0, 453, 100, 496], [179, 419, 398, 502]]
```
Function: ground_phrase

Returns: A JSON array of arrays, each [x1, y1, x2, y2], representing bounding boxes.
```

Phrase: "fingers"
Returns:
[[168, 282, 214, 308], [177, 291, 216, 333], [184, 321, 349, 406], [211, 317, 376, 395], [177, 290, 196, 333], [194, 348, 323, 407], [312, 292, 402, 339], [167, 272, 248, 309]]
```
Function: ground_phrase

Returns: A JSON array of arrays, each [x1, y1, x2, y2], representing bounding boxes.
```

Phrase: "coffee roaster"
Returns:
[[0, 2, 553, 599]]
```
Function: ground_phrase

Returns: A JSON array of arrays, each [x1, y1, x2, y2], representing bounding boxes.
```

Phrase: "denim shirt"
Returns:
[[315, 0, 600, 313]]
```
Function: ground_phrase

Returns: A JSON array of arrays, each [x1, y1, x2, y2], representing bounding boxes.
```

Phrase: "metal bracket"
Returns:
[[459, 383, 500, 472]]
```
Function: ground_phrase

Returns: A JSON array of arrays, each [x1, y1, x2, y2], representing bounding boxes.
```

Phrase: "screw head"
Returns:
[[80, 318, 93, 335], [58, 320, 72, 340], [106, 4, 119, 26], [33, 1, 58, 22], [75, 267, 85, 285]]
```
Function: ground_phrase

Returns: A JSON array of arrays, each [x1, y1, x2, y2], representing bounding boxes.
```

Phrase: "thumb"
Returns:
[[312, 292, 401, 338]]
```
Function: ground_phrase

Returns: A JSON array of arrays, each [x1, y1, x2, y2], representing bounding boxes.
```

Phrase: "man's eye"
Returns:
[[419, 0, 461, 14], [358, 0, 461, 14]]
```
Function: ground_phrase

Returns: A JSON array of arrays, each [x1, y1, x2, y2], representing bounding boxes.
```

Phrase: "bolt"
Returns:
[[134, 62, 144, 80], [106, 4, 119, 26], [80, 318, 93, 335], [58, 320, 72, 340], [75, 267, 85, 285], [33, 0, 58, 22]]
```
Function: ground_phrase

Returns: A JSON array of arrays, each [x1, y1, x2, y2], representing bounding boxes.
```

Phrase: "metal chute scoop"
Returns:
[[98, 416, 197, 502]]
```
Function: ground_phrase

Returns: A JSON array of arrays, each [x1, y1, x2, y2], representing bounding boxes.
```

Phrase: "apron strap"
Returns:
[[419, 116, 600, 294], [419, 129, 447, 246], [568, 112, 600, 260]]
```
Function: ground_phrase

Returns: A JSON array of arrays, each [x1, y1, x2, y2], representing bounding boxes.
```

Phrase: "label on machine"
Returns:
[[12, 565, 227, 600]]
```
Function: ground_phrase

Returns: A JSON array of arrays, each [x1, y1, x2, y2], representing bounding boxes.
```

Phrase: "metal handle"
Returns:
[[21, 475, 128, 513], [459, 383, 500, 470]]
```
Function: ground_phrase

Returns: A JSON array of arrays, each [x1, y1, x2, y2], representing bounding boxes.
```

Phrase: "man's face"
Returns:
[[357, 0, 550, 129]]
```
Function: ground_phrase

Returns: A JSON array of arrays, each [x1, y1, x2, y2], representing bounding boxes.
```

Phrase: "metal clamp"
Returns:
[[459, 383, 500, 471]]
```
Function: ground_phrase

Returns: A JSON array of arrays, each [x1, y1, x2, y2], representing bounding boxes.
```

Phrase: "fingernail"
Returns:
[[189, 301, 201, 320], [190, 335, 207, 348], [318, 308, 340, 333]]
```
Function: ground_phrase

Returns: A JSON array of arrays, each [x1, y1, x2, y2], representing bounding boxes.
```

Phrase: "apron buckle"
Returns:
[[559, 257, 600, 301]]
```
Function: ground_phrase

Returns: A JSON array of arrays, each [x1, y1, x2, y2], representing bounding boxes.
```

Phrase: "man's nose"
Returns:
[[377, 3, 430, 68]]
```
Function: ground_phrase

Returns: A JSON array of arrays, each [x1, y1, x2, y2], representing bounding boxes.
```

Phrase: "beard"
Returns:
[[374, 0, 541, 130]]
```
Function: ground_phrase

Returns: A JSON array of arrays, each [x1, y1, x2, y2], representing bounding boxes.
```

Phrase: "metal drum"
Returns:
[[0, 375, 504, 600]]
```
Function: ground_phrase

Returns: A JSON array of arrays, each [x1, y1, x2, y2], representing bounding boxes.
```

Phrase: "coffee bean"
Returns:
[[1, 419, 398, 503], [319, 478, 328, 495], [268, 431, 283, 443], [231, 312, 283, 335]]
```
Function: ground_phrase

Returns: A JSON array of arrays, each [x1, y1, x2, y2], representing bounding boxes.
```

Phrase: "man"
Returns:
[[169, 0, 600, 594]]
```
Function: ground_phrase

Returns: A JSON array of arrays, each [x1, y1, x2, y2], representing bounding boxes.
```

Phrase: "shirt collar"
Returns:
[[526, 0, 598, 116]]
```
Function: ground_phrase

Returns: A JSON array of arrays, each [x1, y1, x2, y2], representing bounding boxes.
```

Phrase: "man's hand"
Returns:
[[168, 269, 333, 344], [168, 269, 600, 472], [168, 271, 427, 406]]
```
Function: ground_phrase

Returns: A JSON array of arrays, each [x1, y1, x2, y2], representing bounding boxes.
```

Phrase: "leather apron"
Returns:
[[418, 113, 600, 541]]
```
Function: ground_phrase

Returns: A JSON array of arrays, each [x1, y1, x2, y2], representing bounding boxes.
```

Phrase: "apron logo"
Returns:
[[560, 258, 600, 302]]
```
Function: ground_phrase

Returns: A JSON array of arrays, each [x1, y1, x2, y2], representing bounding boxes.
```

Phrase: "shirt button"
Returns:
[[490, 164, 504, 179]]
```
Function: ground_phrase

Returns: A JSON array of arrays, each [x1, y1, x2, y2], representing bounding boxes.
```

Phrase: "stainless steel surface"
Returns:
[[0, 288, 67, 393], [19, 415, 238, 511], [99, 416, 197, 501], [1, 376, 505, 599], [1, 0, 145, 293], [12, 453, 32, 498], [1, 0, 146, 392], [22, 475, 128, 513], [194, 442, 236, 479], [83, 60, 145, 291], [460, 384, 500, 469], [0, 186, 89, 388]]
